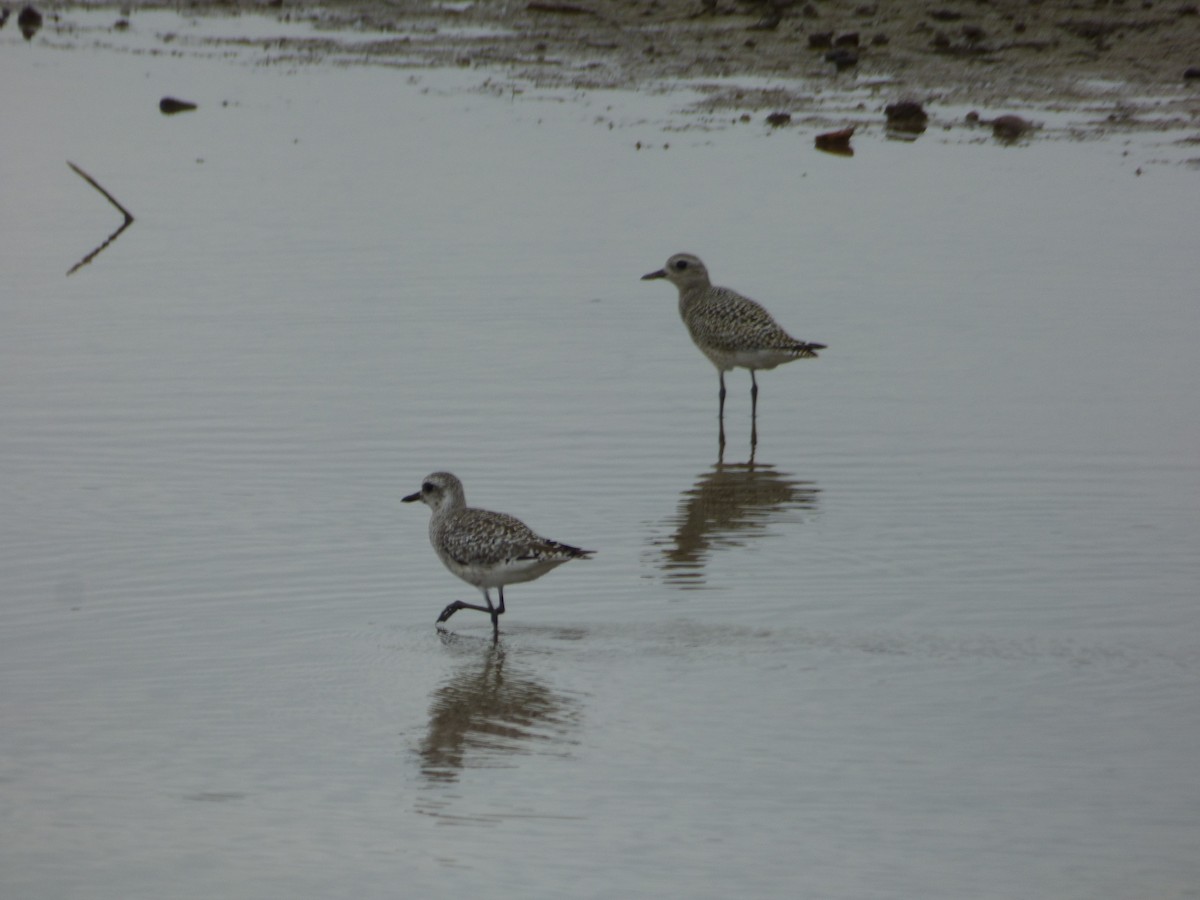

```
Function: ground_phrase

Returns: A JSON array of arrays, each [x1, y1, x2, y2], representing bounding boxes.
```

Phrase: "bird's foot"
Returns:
[[436, 601, 465, 624]]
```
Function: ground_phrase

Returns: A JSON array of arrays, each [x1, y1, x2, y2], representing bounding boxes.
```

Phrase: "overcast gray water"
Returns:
[[3, 12, 1199, 899]]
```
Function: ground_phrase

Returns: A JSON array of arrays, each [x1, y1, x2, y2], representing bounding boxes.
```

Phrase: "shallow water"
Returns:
[[3, 12, 1200, 900]]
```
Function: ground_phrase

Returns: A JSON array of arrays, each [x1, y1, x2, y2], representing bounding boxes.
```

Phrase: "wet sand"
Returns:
[[234, 0, 1196, 129], [304, 0, 1200, 92], [31, 1, 1200, 135]]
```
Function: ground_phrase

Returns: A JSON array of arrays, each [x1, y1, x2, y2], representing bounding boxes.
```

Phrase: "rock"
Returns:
[[807, 31, 833, 49], [990, 114, 1031, 140], [1185, 67, 1200, 79], [885, 100, 928, 124], [815, 126, 855, 156], [765, 111, 792, 127], [967, 111, 1033, 140], [834, 32, 860, 47], [825, 48, 859, 70], [159, 97, 199, 114], [18, 4, 42, 39], [885, 100, 928, 136]]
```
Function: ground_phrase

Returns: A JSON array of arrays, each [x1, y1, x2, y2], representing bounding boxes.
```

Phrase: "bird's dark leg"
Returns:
[[436, 590, 496, 626], [750, 371, 759, 448], [490, 588, 507, 644], [718, 372, 727, 450]]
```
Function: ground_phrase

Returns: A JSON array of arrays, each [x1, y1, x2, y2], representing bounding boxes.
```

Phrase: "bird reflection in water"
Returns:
[[417, 641, 581, 788], [651, 456, 819, 589]]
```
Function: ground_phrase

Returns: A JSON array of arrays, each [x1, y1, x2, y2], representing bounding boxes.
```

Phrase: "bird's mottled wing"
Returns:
[[685, 286, 804, 353], [436, 507, 545, 568]]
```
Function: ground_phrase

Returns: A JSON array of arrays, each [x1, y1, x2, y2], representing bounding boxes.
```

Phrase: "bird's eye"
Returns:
[[673, 259, 689, 271], [422, 482, 436, 493]]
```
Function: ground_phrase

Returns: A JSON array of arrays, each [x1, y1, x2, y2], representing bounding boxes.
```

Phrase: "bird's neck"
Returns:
[[429, 497, 464, 527], [677, 284, 708, 316]]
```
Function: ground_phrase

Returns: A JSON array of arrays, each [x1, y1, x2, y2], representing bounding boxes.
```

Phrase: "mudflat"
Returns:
[[24, 1, 1200, 135]]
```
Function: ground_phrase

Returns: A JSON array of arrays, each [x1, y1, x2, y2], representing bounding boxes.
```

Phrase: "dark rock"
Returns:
[[1185, 66, 1200, 79], [825, 48, 859, 70], [885, 100, 928, 124], [18, 4, 42, 39], [807, 31, 833, 48], [990, 114, 1032, 140], [885, 100, 929, 135], [965, 110, 1033, 140], [834, 31, 860, 46], [765, 111, 792, 127], [815, 127, 855, 156], [159, 97, 199, 114]]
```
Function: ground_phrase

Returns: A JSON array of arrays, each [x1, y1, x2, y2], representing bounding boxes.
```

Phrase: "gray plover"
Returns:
[[403, 472, 593, 642], [642, 253, 826, 445]]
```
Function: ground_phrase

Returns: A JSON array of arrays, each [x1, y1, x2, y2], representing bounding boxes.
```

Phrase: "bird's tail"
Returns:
[[554, 541, 595, 559], [793, 341, 826, 358]]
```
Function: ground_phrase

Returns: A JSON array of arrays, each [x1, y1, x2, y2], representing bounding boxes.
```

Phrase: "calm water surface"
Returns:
[[3, 12, 1199, 899]]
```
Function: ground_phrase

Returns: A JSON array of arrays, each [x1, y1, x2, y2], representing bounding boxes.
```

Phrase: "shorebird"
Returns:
[[403, 472, 593, 642], [642, 253, 826, 446]]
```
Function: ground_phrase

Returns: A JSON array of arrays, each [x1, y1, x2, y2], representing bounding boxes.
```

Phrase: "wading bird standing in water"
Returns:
[[403, 472, 593, 643], [642, 253, 826, 449]]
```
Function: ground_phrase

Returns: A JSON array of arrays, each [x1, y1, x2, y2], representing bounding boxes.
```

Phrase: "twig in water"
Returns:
[[66, 161, 135, 275], [68, 161, 134, 224]]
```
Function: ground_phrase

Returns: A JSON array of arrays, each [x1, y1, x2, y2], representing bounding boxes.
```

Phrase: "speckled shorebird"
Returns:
[[642, 253, 826, 446], [403, 472, 593, 642]]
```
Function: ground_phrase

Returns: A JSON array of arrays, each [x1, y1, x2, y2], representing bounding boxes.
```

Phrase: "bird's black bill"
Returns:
[[402, 491, 421, 503], [641, 269, 666, 281]]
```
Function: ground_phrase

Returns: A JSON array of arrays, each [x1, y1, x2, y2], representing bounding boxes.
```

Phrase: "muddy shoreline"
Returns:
[[36, 1, 1200, 135]]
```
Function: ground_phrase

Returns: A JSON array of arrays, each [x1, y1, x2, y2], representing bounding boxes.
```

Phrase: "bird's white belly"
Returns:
[[441, 553, 563, 590], [704, 346, 794, 372]]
